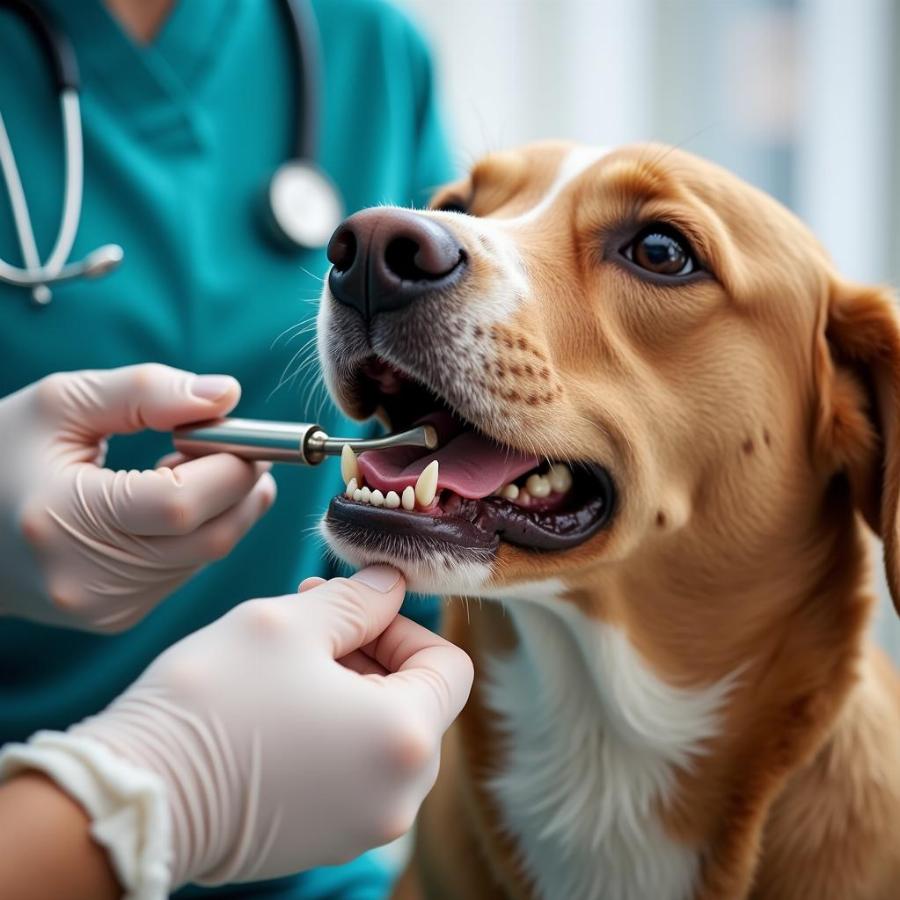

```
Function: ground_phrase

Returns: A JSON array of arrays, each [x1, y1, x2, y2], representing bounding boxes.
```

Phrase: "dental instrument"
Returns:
[[173, 418, 438, 465]]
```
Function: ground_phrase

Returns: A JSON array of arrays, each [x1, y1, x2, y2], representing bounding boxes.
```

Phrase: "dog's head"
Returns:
[[317, 142, 900, 611]]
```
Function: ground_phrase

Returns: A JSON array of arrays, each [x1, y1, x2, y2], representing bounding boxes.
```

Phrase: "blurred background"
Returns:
[[398, 0, 900, 659]]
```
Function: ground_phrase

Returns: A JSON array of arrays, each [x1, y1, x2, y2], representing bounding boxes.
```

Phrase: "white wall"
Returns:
[[794, 0, 900, 661], [402, 0, 652, 161]]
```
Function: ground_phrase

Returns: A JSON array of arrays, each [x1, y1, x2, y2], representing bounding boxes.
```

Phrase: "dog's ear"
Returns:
[[814, 278, 900, 612]]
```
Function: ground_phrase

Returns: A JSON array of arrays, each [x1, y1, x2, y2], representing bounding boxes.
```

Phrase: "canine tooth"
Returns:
[[385, 490, 401, 509], [353, 488, 364, 502], [415, 460, 439, 507], [500, 483, 519, 500], [370, 489, 385, 507], [517, 489, 532, 506], [401, 485, 416, 510], [345, 477, 358, 498], [526, 473, 551, 498], [359, 486, 372, 504], [549, 464, 573, 493], [340, 444, 359, 485]]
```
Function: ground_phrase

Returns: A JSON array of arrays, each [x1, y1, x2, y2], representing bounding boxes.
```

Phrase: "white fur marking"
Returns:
[[483, 593, 736, 900], [508, 146, 610, 226]]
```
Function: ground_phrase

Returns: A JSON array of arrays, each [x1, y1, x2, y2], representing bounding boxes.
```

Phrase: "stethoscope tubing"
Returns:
[[0, 89, 83, 303]]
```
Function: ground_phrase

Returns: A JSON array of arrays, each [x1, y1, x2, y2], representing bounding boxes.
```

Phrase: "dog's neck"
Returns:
[[481, 596, 733, 900], [448, 502, 874, 900]]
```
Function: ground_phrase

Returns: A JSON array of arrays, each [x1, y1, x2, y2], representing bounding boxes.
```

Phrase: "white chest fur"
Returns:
[[481, 596, 735, 900]]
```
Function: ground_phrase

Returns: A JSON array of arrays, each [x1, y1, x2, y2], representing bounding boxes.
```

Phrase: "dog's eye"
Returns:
[[434, 198, 469, 215], [623, 225, 697, 277]]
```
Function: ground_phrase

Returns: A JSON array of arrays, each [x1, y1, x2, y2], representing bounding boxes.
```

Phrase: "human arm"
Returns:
[[0, 566, 473, 897], [0, 773, 120, 900]]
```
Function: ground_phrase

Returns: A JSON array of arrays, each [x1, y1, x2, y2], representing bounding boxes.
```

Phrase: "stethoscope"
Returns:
[[0, 0, 344, 306]]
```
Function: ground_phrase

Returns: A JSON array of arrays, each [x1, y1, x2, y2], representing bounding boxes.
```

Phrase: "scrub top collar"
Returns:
[[39, 0, 236, 139]]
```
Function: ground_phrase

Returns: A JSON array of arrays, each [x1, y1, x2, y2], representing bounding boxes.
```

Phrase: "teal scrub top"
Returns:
[[0, 1, 453, 897]]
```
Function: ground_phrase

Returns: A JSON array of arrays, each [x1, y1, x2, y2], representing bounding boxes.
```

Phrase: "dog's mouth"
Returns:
[[326, 359, 616, 555]]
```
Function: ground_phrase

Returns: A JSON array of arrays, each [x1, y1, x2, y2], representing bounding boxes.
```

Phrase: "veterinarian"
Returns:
[[0, 0, 457, 897]]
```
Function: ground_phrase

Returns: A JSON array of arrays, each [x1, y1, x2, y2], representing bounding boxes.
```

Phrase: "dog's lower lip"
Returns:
[[328, 496, 499, 550], [327, 465, 616, 552]]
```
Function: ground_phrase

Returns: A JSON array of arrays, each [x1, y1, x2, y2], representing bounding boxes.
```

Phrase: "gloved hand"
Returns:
[[61, 566, 472, 890], [0, 364, 276, 632]]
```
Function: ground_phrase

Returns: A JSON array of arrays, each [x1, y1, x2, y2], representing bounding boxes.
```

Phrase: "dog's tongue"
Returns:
[[358, 413, 538, 499]]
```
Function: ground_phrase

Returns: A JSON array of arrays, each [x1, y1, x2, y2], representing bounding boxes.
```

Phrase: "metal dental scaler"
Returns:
[[173, 418, 439, 465]]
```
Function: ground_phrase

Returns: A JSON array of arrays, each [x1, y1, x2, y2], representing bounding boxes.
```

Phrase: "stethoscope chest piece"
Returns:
[[267, 160, 343, 252]]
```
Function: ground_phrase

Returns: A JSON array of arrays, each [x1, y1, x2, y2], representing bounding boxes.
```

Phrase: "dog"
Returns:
[[316, 142, 900, 900]]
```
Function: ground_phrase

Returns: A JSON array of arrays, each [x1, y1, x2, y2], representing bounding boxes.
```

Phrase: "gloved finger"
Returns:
[[156, 452, 272, 485], [38, 364, 241, 439], [154, 451, 190, 470], [93, 437, 109, 466], [338, 649, 389, 677], [146, 473, 277, 564], [102, 453, 270, 535], [371, 615, 474, 734], [302, 566, 406, 659], [298, 576, 327, 593]]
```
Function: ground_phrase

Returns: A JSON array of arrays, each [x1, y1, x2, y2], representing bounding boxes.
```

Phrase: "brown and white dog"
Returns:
[[316, 142, 900, 900]]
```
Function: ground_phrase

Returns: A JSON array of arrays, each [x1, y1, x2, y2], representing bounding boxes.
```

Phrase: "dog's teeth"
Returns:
[[345, 477, 358, 498], [526, 473, 552, 498], [359, 486, 372, 504], [549, 464, 573, 493], [370, 489, 385, 507], [401, 485, 416, 510], [353, 488, 364, 502], [415, 460, 439, 507], [341, 444, 359, 486], [517, 489, 532, 506], [500, 483, 519, 500], [385, 490, 401, 509]]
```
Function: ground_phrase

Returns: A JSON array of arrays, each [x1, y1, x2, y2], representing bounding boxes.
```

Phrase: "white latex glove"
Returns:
[[56, 566, 472, 890], [0, 364, 276, 632]]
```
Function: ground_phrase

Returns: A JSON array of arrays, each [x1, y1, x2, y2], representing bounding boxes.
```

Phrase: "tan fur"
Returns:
[[378, 143, 900, 899]]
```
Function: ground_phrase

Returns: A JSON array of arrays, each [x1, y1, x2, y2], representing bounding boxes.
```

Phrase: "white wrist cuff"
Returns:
[[0, 730, 172, 900]]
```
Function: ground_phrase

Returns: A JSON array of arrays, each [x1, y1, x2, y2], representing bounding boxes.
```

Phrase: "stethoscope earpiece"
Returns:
[[25, 243, 124, 307], [81, 243, 124, 278]]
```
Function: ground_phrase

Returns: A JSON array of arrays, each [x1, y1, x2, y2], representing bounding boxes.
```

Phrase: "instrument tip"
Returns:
[[422, 424, 439, 450]]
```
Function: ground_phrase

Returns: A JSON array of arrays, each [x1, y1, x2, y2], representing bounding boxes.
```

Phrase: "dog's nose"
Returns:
[[326, 208, 466, 318]]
